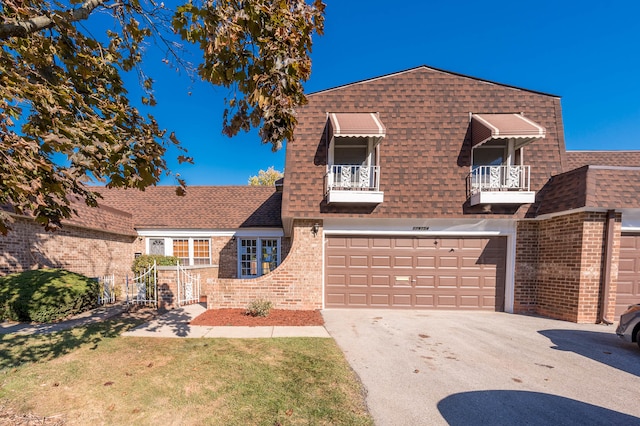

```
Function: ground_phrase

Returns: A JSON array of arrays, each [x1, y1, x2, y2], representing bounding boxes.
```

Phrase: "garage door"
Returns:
[[325, 236, 506, 310], [616, 233, 640, 317]]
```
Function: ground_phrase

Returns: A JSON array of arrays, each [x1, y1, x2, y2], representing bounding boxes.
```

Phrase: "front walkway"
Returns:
[[1, 303, 330, 338], [123, 303, 331, 338], [0, 302, 128, 335]]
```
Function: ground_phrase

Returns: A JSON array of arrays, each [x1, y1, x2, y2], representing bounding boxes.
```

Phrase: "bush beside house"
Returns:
[[0, 269, 99, 323]]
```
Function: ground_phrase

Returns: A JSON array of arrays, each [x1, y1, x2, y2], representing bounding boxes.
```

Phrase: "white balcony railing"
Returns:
[[468, 165, 535, 206], [326, 165, 383, 204], [327, 165, 380, 191], [469, 165, 530, 193]]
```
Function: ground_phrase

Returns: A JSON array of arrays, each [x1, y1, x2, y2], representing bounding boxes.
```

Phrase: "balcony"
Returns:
[[326, 165, 384, 204], [468, 165, 535, 206]]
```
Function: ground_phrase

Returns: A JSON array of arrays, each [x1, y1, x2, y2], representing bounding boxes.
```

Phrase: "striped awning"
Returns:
[[472, 113, 546, 148], [328, 112, 386, 138]]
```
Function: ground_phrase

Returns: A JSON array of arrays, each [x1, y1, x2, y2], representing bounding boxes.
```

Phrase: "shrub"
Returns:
[[0, 269, 100, 323], [246, 299, 273, 317], [131, 255, 179, 274]]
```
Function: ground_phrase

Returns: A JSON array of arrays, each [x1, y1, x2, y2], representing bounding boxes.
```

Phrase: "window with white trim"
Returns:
[[239, 238, 280, 278], [193, 239, 211, 265], [173, 239, 189, 265], [146, 237, 211, 266]]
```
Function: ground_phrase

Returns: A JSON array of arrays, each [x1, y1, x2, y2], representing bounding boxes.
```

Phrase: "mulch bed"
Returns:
[[190, 308, 324, 327]]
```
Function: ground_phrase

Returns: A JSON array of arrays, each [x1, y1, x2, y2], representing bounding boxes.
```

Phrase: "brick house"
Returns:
[[1, 65, 639, 323]]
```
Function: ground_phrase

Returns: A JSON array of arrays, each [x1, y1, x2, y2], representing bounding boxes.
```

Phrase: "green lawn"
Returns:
[[0, 313, 372, 425]]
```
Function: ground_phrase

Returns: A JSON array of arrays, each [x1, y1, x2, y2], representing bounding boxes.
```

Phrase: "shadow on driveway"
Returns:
[[539, 329, 640, 377], [438, 390, 640, 426]]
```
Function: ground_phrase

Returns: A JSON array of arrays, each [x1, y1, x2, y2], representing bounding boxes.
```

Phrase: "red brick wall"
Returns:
[[514, 220, 539, 313], [157, 265, 219, 309], [514, 212, 621, 323], [0, 216, 140, 289], [602, 215, 621, 322], [203, 219, 323, 310], [211, 236, 236, 278]]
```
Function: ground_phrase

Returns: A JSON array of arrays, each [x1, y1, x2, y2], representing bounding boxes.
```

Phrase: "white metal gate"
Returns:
[[126, 261, 157, 307], [176, 261, 201, 307], [98, 274, 116, 305]]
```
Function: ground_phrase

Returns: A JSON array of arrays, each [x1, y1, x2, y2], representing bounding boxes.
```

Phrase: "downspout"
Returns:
[[599, 210, 616, 325]]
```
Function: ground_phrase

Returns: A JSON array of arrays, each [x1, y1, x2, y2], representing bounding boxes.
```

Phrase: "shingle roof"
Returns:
[[310, 65, 560, 98], [66, 198, 137, 236], [1, 199, 136, 237], [535, 166, 640, 215], [94, 186, 282, 229], [283, 66, 567, 221], [565, 150, 640, 171]]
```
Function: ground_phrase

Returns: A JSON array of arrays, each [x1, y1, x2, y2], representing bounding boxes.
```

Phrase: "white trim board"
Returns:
[[136, 228, 284, 238]]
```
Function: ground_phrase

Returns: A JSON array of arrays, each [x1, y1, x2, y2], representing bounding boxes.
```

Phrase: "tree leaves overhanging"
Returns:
[[0, 0, 324, 234]]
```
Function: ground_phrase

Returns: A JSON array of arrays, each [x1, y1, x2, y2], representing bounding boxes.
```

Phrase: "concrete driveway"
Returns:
[[322, 310, 640, 426]]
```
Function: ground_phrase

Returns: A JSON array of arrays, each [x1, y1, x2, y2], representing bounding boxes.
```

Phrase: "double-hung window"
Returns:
[[239, 238, 280, 278]]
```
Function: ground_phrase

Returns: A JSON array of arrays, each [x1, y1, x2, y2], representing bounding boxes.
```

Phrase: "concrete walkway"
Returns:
[[1, 303, 331, 338], [0, 302, 128, 335], [123, 303, 331, 339]]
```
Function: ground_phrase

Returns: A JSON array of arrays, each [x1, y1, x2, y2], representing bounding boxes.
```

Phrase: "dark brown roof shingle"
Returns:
[[565, 150, 640, 171], [283, 66, 567, 221], [1, 199, 136, 237], [535, 166, 640, 215], [94, 186, 282, 229]]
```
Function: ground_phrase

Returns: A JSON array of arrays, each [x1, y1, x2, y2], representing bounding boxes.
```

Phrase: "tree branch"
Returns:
[[0, 0, 108, 40]]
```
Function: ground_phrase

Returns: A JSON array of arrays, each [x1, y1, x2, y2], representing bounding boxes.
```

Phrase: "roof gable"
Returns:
[[284, 65, 567, 220], [309, 65, 561, 98]]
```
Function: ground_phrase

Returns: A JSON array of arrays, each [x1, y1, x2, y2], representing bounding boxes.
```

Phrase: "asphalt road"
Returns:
[[322, 310, 640, 426]]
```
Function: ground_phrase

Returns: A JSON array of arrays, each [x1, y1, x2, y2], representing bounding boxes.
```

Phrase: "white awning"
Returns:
[[328, 112, 386, 138]]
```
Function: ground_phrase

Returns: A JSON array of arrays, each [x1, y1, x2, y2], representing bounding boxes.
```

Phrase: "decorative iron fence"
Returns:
[[98, 274, 116, 305], [176, 261, 201, 307], [126, 261, 157, 307]]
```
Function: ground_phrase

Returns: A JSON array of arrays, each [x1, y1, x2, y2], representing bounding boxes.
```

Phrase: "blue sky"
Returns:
[[145, 0, 640, 186]]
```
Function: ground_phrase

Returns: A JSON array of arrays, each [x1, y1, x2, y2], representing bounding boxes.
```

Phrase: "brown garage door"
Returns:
[[325, 236, 506, 310], [616, 233, 640, 317]]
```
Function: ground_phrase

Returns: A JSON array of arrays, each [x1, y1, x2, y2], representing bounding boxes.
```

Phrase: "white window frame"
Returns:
[[145, 237, 212, 266], [237, 237, 281, 278], [329, 136, 376, 167]]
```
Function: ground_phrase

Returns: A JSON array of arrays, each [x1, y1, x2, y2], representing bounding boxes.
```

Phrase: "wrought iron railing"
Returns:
[[98, 274, 116, 305], [126, 261, 157, 307], [176, 261, 201, 307], [327, 165, 380, 191], [468, 165, 531, 195]]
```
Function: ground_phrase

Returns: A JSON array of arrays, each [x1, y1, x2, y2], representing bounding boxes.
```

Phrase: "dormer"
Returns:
[[325, 112, 386, 204]]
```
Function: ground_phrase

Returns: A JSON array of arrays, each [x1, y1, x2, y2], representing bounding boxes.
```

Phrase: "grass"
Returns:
[[0, 269, 98, 322], [0, 313, 372, 425]]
